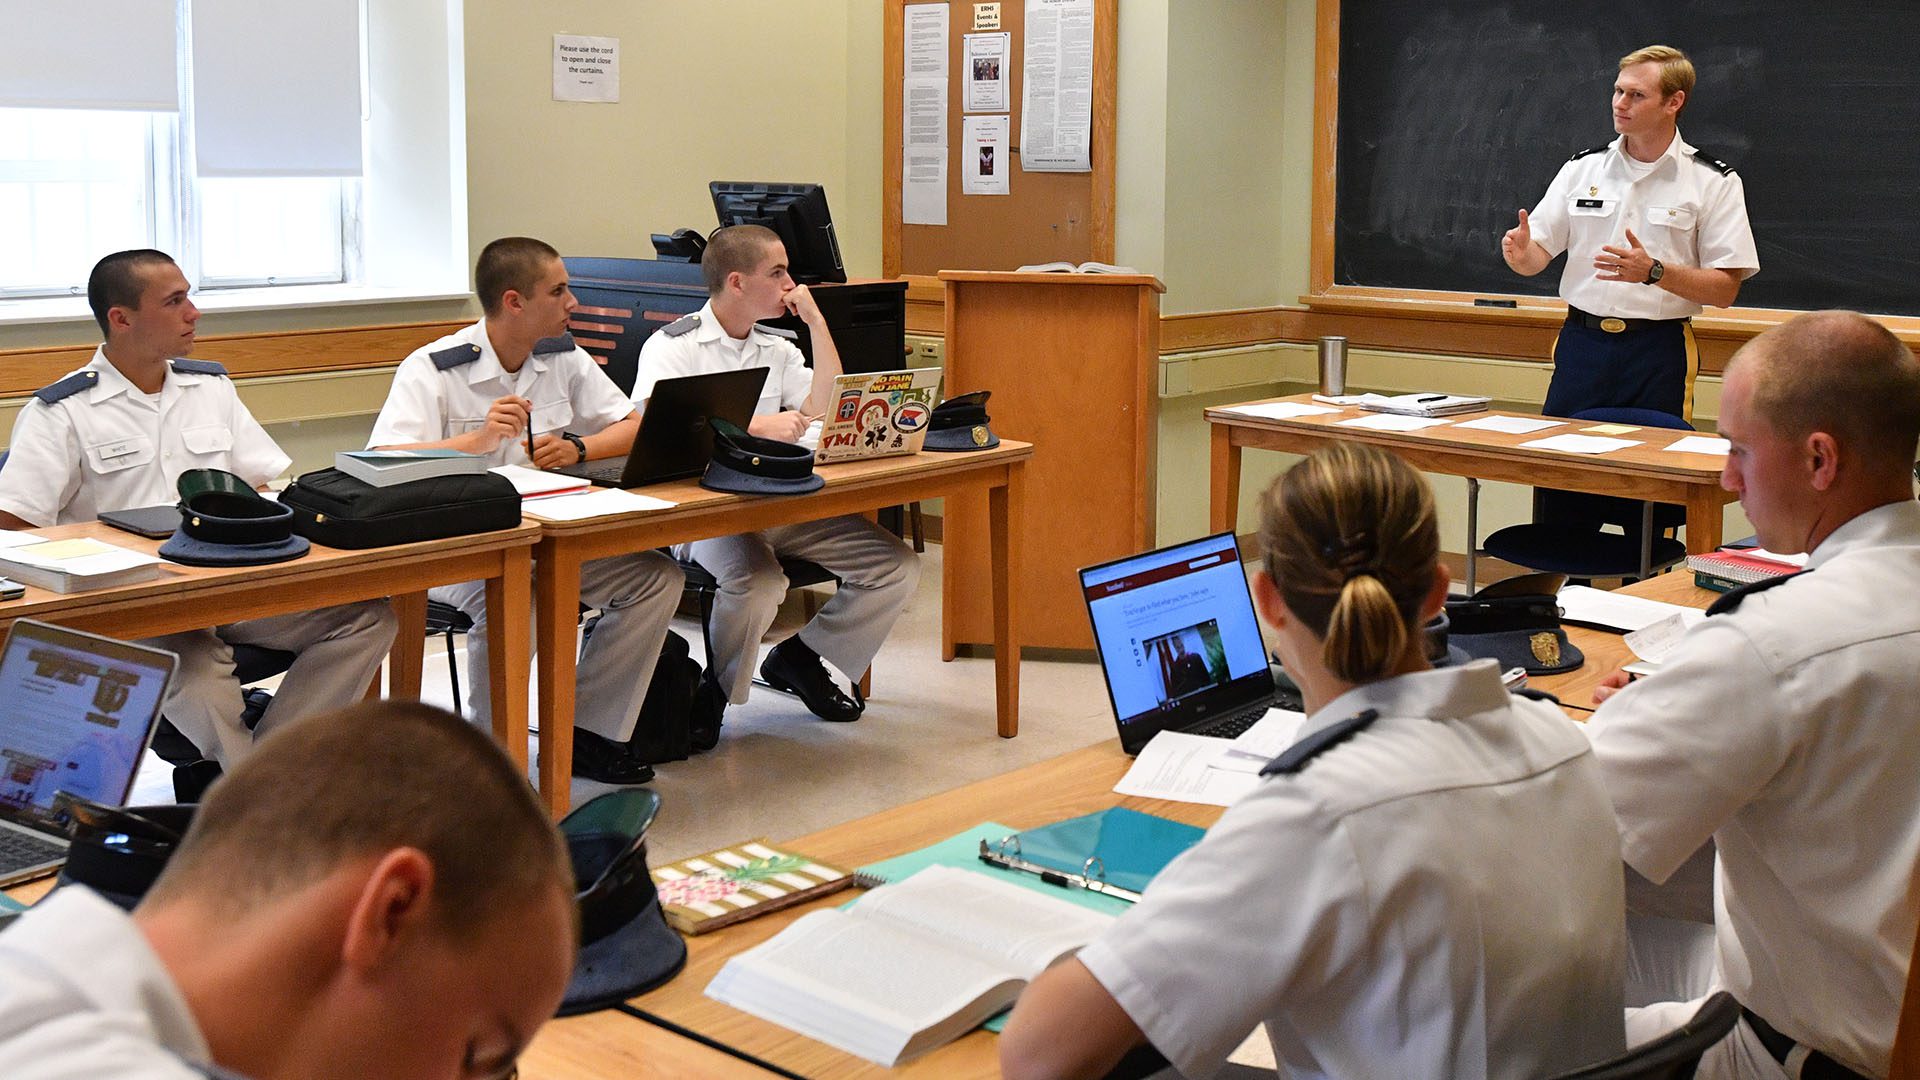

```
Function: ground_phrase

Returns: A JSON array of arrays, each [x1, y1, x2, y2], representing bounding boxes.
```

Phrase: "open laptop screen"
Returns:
[[1081, 534, 1273, 739], [0, 621, 175, 833]]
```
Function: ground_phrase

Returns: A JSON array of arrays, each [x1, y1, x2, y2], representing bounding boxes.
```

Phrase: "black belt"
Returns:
[[1565, 306, 1689, 334], [1740, 1007, 1870, 1080]]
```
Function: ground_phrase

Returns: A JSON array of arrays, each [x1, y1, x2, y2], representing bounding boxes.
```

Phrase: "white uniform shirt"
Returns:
[[631, 301, 811, 417], [1078, 661, 1626, 1080], [1585, 499, 1920, 1078], [1528, 131, 1759, 320], [367, 319, 636, 467], [0, 349, 290, 527], [0, 887, 209, 1079]]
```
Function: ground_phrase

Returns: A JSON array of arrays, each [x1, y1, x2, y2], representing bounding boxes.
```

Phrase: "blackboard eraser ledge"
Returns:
[[1473, 298, 1519, 308]]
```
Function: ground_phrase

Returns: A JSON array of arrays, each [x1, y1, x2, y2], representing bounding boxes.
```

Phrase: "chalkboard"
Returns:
[[1332, 1, 1920, 316]]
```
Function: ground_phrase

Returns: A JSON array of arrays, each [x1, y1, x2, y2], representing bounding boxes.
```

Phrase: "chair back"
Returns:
[[1533, 409, 1696, 532], [1547, 991, 1740, 1080], [563, 257, 709, 396]]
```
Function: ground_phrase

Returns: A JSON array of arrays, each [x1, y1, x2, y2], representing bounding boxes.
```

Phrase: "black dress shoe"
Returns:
[[690, 677, 726, 753], [571, 730, 656, 785], [759, 638, 864, 722]]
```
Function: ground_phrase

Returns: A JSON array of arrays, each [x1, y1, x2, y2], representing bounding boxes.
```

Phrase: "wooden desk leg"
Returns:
[[1685, 490, 1727, 554], [533, 541, 584, 818], [1210, 424, 1242, 536], [486, 547, 533, 780], [387, 591, 427, 699], [991, 461, 1025, 738]]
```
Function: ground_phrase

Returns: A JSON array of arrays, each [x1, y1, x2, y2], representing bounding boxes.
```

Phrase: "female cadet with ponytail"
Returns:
[[1002, 443, 1628, 1080]]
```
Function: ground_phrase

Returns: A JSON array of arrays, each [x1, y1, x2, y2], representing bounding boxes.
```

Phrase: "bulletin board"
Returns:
[[882, 0, 1118, 278]]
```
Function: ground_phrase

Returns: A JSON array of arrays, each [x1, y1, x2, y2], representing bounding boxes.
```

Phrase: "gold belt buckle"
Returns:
[[1600, 317, 1628, 333]]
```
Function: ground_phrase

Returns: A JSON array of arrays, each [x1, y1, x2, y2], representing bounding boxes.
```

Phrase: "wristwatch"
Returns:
[[1644, 259, 1665, 286], [561, 431, 588, 464]]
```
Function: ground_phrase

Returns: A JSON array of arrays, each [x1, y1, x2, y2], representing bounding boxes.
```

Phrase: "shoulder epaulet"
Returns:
[[1691, 149, 1736, 175], [1706, 569, 1806, 616], [751, 322, 798, 341], [430, 343, 483, 371], [1511, 686, 1562, 705], [661, 313, 700, 337], [1570, 143, 1611, 161], [169, 358, 227, 377], [32, 370, 99, 405], [1261, 709, 1380, 777], [532, 333, 576, 355]]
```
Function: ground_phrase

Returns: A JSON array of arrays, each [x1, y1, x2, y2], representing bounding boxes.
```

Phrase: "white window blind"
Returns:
[[190, 0, 364, 177], [0, 1, 178, 111]]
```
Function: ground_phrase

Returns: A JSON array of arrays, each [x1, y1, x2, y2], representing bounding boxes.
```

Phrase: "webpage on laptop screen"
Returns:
[[0, 631, 169, 829], [1082, 535, 1270, 730]]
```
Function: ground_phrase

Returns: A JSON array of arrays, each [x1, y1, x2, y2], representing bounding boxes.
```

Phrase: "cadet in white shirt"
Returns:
[[0, 250, 395, 769], [0, 700, 576, 1080], [632, 225, 917, 727], [1585, 311, 1920, 1080], [1001, 443, 1627, 1080], [369, 236, 683, 785], [1503, 45, 1759, 420]]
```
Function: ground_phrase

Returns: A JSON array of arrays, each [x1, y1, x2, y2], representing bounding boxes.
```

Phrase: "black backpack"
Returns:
[[580, 616, 702, 765]]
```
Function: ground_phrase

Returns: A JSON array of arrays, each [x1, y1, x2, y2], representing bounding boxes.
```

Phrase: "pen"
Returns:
[[977, 839, 1142, 903], [1415, 394, 1448, 403], [525, 420, 537, 464]]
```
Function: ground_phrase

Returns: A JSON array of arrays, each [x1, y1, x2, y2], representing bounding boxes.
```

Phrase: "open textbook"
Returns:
[[1014, 260, 1139, 274], [705, 864, 1115, 1065]]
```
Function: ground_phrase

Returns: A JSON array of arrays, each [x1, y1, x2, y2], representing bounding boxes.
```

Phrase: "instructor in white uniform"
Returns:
[[1503, 45, 1758, 421], [0, 250, 395, 769], [1001, 443, 1627, 1080], [632, 224, 918, 728]]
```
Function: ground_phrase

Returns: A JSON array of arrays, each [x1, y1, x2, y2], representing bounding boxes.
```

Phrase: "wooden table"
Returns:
[[1208, 394, 1737, 554], [529, 443, 1031, 817], [1533, 571, 1720, 715], [0, 522, 542, 772]]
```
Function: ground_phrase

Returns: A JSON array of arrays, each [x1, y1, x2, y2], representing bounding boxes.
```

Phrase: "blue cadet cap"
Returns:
[[923, 390, 999, 452], [700, 417, 824, 496], [557, 789, 687, 1015], [1443, 572, 1584, 676], [158, 469, 310, 567]]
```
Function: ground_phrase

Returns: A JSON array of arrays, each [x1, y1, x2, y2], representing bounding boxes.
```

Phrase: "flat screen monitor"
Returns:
[[710, 181, 847, 285]]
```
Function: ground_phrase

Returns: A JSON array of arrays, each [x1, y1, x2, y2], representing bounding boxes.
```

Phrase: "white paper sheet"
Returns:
[[1018, 0, 1094, 172], [488, 465, 592, 498], [1209, 708, 1310, 774], [1519, 433, 1642, 455], [1663, 435, 1731, 455], [1223, 401, 1338, 420], [519, 488, 676, 521], [1337, 414, 1453, 431], [1624, 613, 1693, 663], [964, 32, 1009, 111], [1453, 415, 1566, 434], [904, 4, 949, 78], [1313, 393, 1390, 406], [1557, 585, 1707, 634], [961, 114, 1010, 195], [903, 77, 947, 149], [902, 149, 947, 226], [552, 34, 618, 103], [1113, 732, 1260, 806]]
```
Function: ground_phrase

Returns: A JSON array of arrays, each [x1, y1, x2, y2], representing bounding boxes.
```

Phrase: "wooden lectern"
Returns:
[[937, 270, 1166, 654]]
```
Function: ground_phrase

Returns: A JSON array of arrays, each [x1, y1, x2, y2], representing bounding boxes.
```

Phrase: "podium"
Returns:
[[937, 270, 1165, 654]]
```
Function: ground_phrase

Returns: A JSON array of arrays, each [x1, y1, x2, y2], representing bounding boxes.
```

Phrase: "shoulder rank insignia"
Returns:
[[1706, 569, 1806, 616], [170, 358, 228, 377], [430, 343, 483, 371], [1261, 709, 1381, 776], [751, 322, 798, 341], [32, 369, 99, 404], [1569, 143, 1611, 161], [661, 313, 700, 337], [532, 333, 575, 355], [1692, 149, 1736, 175]]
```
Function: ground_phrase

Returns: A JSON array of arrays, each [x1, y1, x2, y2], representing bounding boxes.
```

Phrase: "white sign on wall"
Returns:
[[553, 34, 619, 103]]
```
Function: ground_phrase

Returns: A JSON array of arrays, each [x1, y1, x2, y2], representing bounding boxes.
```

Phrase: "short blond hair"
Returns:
[[1619, 45, 1695, 101]]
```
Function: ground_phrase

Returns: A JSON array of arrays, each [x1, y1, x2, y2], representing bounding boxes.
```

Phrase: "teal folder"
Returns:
[[1, 893, 26, 915], [1006, 808, 1205, 896]]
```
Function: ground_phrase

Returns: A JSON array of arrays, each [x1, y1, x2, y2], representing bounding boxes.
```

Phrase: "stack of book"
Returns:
[[335, 449, 487, 487], [1359, 392, 1493, 418], [0, 534, 162, 593], [1686, 548, 1806, 593]]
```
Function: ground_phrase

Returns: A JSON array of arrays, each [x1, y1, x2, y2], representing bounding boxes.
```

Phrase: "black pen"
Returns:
[[525, 417, 538, 465], [1415, 394, 1448, 403]]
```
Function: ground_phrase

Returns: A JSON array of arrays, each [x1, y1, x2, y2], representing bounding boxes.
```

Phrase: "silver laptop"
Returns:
[[0, 620, 177, 887], [1079, 534, 1302, 755]]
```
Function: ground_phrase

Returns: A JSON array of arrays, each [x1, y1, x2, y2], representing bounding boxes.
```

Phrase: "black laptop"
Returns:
[[1079, 533, 1302, 755], [0, 620, 177, 887], [555, 368, 769, 488]]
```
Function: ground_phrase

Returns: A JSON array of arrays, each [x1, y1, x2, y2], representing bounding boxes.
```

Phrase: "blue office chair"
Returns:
[[1546, 991, 1740, 1079], [1472, 408, 1695, 588]]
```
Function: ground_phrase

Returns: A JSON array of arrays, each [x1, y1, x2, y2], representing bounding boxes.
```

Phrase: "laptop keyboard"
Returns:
[[0, 827, 64, 870], [579, 461, 625, 484], [1196, 704, 1268, 740]]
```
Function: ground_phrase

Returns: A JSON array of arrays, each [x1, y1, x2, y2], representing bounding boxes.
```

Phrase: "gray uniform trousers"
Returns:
[[143, 599, 399, 767], [432, 550, 683, 742], [678, 515, 918, 704]]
